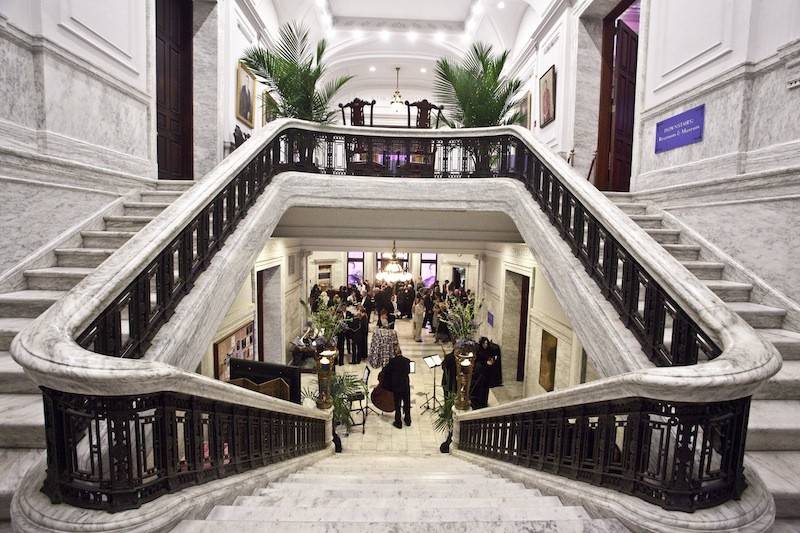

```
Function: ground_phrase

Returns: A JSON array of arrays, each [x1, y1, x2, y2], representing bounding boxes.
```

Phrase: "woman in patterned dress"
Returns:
[[368, 310, 400, 368]]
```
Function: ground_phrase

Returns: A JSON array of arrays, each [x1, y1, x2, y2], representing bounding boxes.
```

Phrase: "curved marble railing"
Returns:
[[10, 120, 780, 528]]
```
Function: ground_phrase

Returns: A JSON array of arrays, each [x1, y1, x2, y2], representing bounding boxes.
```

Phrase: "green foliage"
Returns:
[[439, 297, 482, 342], [303, 373, 367, 430], [433, 42, 524, 128], [432, 392, 456, 434], [300, 298, 349, 346], [240, 22, 353, 124]]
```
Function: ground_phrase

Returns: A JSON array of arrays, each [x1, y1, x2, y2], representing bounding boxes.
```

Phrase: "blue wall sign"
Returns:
[[487, 311, 494, 327], [655, 104, 705, 153]]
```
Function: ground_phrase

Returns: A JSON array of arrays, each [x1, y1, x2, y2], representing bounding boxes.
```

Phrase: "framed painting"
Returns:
[[261, 90, 278, 126], [518, 90, 532, 129], [213, 321, 255, 381], [538, 65, 556, 128], [236, 62, 256, 128]]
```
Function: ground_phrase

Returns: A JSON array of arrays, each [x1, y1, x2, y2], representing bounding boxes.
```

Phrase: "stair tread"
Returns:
[[123, 202, 171, 208], [727, 302, 787, 316], [81, 230, 137, 237], [678, 260, 724, 267], [747, 452, 800, 497], [755, 361, 800, 399], [104, 215, 154, 222], [628, 214, 662, 220], [172, 519, 629, 533], [55, 248, 115, 254], [24, 267, 94, 276], [0, 394, 45, 448], [0, 290, 66, 302], [0, 352, 36, 394], [701, 279, 753, 289], [748, 400, 800, 430], [0, 317, 34, 332], [236, 495, 557, 509], [758, 329, 800, 358], [661, 243, 700, 250]]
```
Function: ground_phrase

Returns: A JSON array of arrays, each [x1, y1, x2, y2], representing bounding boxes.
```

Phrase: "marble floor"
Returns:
[[301, 317, 524, 454]]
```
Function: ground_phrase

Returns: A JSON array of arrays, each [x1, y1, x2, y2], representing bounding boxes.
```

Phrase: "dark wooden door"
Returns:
[[156, 0, 192, 180], [608, 20, 638, 191], [516, 274, 530, 382]]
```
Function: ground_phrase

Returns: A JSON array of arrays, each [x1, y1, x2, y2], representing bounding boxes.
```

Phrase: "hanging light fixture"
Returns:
[[390, 67, 404, 114], [376, 240, 412, 284]]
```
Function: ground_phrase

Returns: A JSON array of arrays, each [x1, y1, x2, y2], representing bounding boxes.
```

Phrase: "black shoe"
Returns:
[[404, 418, 411, 427], [393, 421, 403, 429]]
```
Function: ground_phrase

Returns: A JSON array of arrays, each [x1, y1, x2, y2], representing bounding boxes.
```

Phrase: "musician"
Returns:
[[382, 349, 412, 429]]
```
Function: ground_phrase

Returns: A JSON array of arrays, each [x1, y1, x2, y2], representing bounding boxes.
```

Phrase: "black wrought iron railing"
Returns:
[[458, 397, 751, 512], [40, 387, 327, 512], [77, 126, 718, 367]]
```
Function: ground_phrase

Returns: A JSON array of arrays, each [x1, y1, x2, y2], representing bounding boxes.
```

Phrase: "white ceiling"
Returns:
[[269, 0, 531, 110]]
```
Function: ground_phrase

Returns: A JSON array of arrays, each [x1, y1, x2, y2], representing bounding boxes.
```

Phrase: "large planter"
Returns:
[[315, 348, 337, 409], [453, 339, 477, 411]]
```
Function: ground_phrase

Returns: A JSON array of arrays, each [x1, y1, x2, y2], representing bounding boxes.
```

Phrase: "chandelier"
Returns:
[[376, 240, 412, 284], [390, 67, 404, 114]]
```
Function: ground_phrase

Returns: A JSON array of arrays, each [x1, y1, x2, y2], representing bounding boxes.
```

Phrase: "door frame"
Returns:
[[594, 0, 638, 191], [516, 273, 530, 382]]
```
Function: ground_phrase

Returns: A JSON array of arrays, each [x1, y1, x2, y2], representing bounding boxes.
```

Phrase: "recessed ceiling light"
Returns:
[[369, 66, 376, 72], [420, 67, 427, 73], [497, 1, 505, 8], [407, 30, 418, 42], [380, 29, 390, 42]]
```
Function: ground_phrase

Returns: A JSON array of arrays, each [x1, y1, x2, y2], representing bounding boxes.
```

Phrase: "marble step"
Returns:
[[23, 267, 92, 291], [0, 448, 45, 520], [0, 352, 37, 394], [0, 394, 45, 448], [236, 494, 545, 509], [679, 260, 724, 280], [123, 201, 170, 216], [701, 279, 753, 302], [140, 190, 182, 203], [205, 503, 591, 523], [644, 228, 680, 244], [268, 478, 520, 491], [727, 302, 786, 329], [660, 243, 701, 261], [753, 361, 800, 400], [285, 472, 500, 483], [305, 465, 487, 474], [254, 484, 534, 499], [0, 317, 33, 351], [746, 400, 800, 450], [747, 451, 800, 518], [156, 179, 193, 191], [55, 247, 114, 268], [614, 202, 647, 215], [0, 290, 64, 318], [172, 519, 629, 533], [81, 230, 136, 248], [772, 519, 800, 532], [103, 215, 154, 231], [758, 329, 800, 360], [628, 214, 663, 229]]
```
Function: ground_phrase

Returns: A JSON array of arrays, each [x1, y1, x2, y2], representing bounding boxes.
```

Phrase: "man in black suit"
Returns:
[[382, 350, 412, 429]]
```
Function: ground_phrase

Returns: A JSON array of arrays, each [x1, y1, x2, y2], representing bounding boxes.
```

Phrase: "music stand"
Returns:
[[420, 354, 443, 413]]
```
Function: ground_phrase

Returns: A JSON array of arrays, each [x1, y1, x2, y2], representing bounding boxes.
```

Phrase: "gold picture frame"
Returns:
[[538, 65, 556, 128], [236, 62, 256, 129]]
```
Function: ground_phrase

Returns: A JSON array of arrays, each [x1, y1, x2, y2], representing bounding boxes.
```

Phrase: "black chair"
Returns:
[[339, 97, 376, 126], [347, 366, 371, 434], [405, 99, 443, 129]]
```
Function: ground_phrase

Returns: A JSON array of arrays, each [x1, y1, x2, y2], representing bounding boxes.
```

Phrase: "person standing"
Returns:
[[412, 295, 425, 342], [368, 310, 400, 368], [381, 349, 412, 429], [356, 306, 369, 362]]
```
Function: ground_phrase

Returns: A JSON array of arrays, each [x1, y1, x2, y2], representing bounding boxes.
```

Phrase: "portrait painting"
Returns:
[[538, 65, 556, 128], [236, 63, 256, 128], [518, 90, 532, 129]]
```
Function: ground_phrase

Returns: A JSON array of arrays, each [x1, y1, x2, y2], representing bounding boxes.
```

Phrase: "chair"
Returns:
[[339, 98, 376, 126], [405, 99, 444, 129], [347, 366, 371, 434]]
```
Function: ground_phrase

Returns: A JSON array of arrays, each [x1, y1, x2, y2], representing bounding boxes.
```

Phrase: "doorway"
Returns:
[[502, 270, 530, 386], [451, 266, 466, 291], [257, 266, 283, 364], [595, 0, 640, 192], [156, 0, 193, 180]]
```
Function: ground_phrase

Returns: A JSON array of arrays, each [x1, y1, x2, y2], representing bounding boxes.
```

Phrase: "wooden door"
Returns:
[[608, 20, 638, 191], [516, 274, 530, 382], [156, 0, 193, 180]]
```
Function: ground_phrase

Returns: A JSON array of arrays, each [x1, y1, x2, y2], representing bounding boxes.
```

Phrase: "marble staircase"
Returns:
[[606, 192, 800, 526], [0, 179, 192, 530], [172, 453, 629, 533]]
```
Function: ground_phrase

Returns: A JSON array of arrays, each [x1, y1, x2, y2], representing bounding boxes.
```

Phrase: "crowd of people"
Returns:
[[307, 278, 495, 428]]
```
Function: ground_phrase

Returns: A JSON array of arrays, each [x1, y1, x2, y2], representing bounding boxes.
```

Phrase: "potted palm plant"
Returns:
[[433, 43, 525, 175], [303, 373, 366, 452], [432, 392, 456, 453], [241, 22, 353, 167]]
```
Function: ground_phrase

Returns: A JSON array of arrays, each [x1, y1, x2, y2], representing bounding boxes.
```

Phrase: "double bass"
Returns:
[[370, 367, 395, 413]]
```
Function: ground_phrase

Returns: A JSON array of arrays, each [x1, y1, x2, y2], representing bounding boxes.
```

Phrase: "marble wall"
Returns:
[[0, 178, 117, 276], [193, 1, 223, 179], [501, 270, 524, 385]]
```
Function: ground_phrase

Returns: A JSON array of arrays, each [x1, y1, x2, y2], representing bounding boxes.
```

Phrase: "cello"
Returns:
[[371, 367, 395, 413]]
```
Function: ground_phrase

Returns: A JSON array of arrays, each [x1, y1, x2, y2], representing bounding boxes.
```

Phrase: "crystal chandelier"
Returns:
[[390, 67, 404, 114], [376, 240, 412, 283]]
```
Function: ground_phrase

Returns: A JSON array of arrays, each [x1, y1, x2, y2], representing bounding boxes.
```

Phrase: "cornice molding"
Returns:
[[333, 16, 464, 33], [506, 0, 572, 80]]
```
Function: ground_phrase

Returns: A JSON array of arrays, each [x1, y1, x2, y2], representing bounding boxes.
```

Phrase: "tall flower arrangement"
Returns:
[[439, 297, 482, 342], [300, 298, 349, 348]]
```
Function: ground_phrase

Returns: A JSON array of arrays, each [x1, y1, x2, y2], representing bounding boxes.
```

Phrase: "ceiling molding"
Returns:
[[506, 0, 571, 79], [333, 16, 464, 33]]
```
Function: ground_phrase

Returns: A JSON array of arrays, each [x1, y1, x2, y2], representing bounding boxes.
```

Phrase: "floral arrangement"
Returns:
[[439, 296, 482, 341], [300, 298, 349, 347]]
